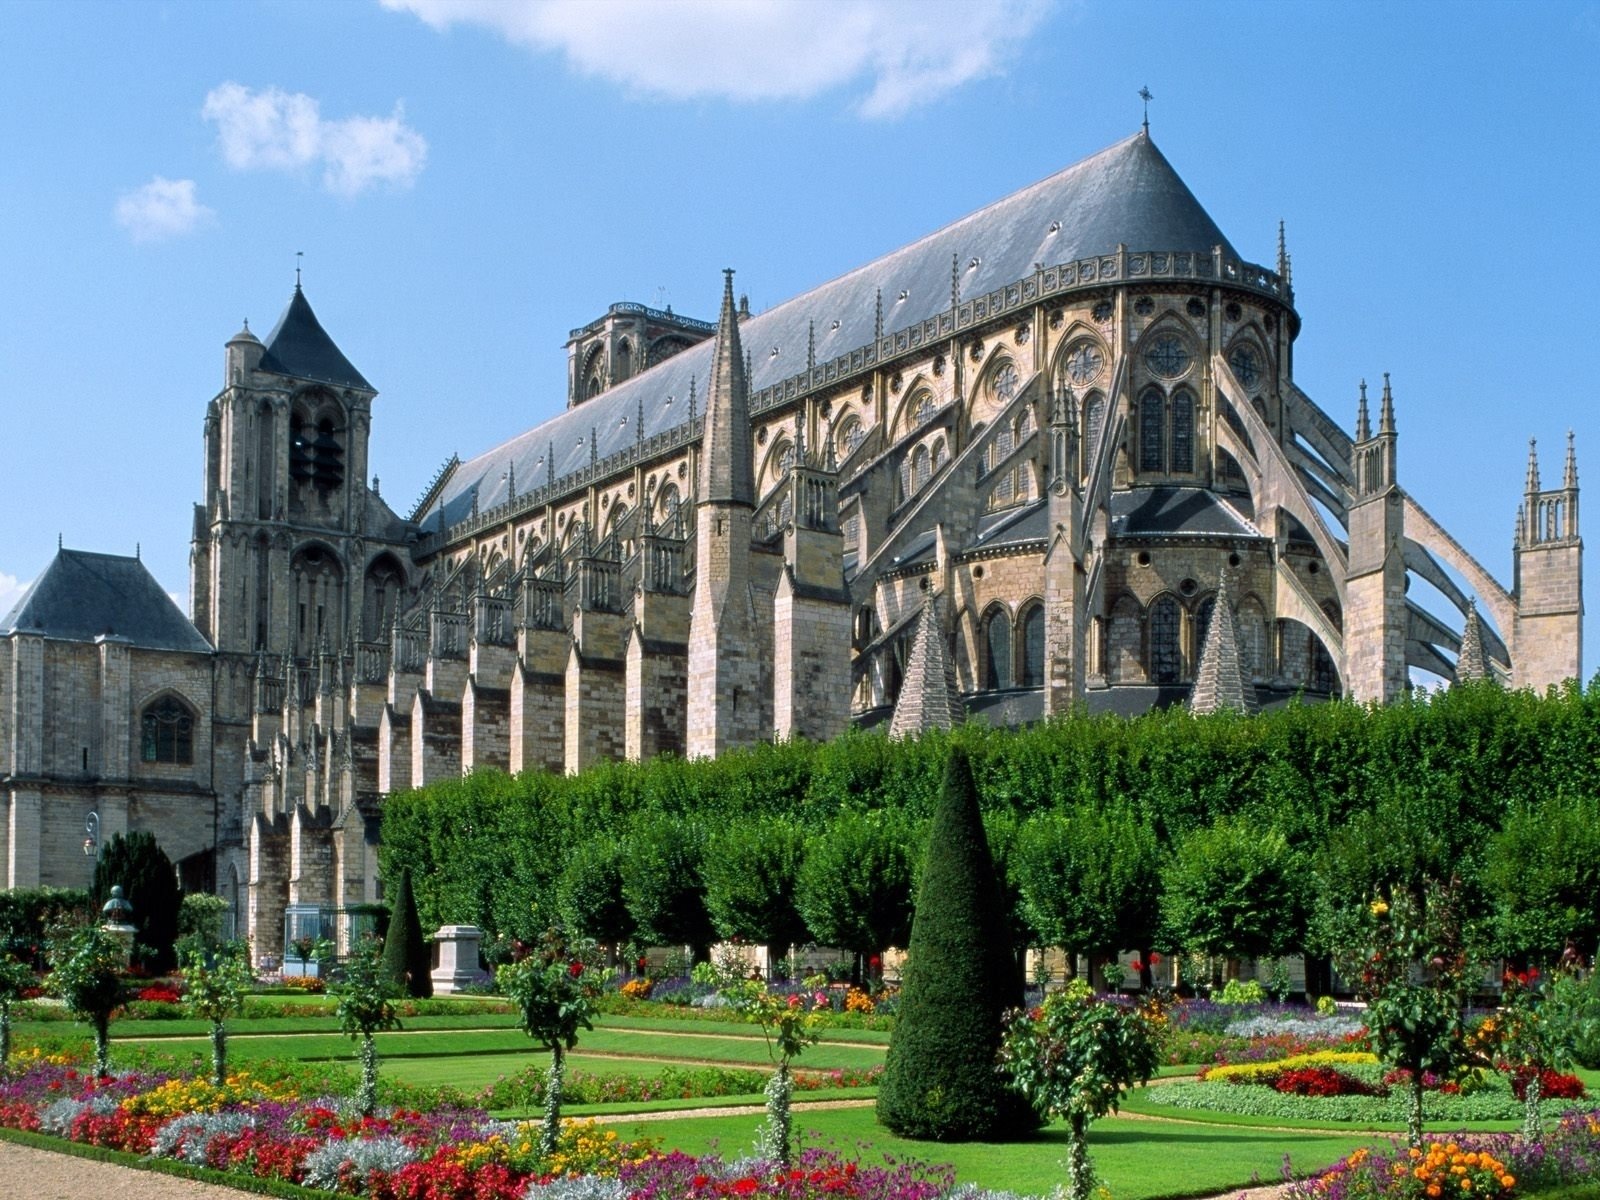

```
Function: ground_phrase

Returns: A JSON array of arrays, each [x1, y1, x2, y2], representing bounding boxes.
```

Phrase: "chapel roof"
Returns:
[[1109, 486, 1263, 539], [0, 549, 213, 653], [258, 287, 373, 392], [420, 131, 1241, 536]]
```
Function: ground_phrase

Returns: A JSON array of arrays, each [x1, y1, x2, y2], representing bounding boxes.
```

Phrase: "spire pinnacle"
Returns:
[[1455, 599, 1490, 685], [697, 269, 754, 506], [1526, 438, 1541, 494], [1138, 85, 1153, 135], [874, 288, 883, 339], [951, 252, 960, 310], [1355, 379, 1371, 442], [1378, 373, 1395, 435], [1276, 220, 1292, 288], [1188, 568, 1256, 715], [888, 595, 965, 738], [1564, 430, 1579, 490]]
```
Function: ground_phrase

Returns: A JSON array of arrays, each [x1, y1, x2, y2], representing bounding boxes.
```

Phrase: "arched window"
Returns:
[[1081, 392, 1105, 477], [657, 482, 681, 525], [141, 696, 195, 765], [1238, 596, 1266, 678], [1108, 595, 1143, 684], [837, 416, 865, 460], [1018, 603, 1045, 688], [1309, 635, 1338, 693], [1149, 596, 1182, 683], [615, 340, 632, 382], [776, 441, 795, 479], [364, 555, 404, 638], [1139, 389, 1165, 472], [912, 445, 931, 492], [1170, 391, 1194, 473], [913, 392, 936, 429], [983, 607, 1011, 690], [256, 402, 275, 519], [932, 437, 948, 471]]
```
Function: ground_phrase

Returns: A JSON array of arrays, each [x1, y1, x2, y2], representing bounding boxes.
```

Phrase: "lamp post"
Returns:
[[83, 810, 100, 918]]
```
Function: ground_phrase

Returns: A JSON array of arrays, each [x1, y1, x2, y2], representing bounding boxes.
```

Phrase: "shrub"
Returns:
[[1217, 978, 1265, 1005], [381, 866, 433, 999], [877, 746, 1038, 1141]]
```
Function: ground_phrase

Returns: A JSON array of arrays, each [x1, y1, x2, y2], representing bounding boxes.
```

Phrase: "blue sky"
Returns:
[[3, 0, 1598, 673]]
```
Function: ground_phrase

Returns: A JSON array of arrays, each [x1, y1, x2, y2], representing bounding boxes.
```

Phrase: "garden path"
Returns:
[[0, 1138, 252, 1199]]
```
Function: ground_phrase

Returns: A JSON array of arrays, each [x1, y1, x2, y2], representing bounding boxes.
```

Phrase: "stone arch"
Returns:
[[614, 338, 633, 383], [1050, 324, 1111, 396], [288, 387, 345, 494], [289, 541, 344, 653], [890, 377, 937, 441], [580, 343, 606, 397], [982, 602, 1012, 690], [760, 436, 795, 494], [1107, 593, 1144, 684], [1133, 317, 1198, 387], [362, 552, 406, 638], [1237, 593, 1268, 679], [1224, 325, 1274, 391], [969, 351, 1021, 429], [1016, 599, 1046, 688], [835, 413, 867, 462]]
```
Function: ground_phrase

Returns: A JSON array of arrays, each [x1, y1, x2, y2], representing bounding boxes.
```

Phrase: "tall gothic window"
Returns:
[[141, 696, 194, 765], [1081, 392, 1105, 478], [984, 607, 1011, 690], [1019, 603, 1045, 688], [1150, 596, 1182, 684], [1139, 389, 1165, 472], [1170, 391, 1195, 473]]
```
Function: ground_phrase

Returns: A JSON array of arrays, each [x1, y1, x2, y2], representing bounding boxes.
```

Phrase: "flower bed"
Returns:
[[1152, 1001, 1370, 1066], [478, 1063, 883, 1111]]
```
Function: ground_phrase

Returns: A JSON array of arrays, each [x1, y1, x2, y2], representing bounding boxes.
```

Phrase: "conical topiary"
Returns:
[[876, 745, 1040, 1140], [381, 867, 432, 998]]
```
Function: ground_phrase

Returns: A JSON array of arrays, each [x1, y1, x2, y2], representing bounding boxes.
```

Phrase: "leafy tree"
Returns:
[[334, 935, 401, 1116], [877, 746, 1038, 1141], [1332, 883, 1479, 1148], [0, 955, 36, 1066], [703, 817, 808, 966], [0, 887, 88, 968], [557, 837, 636, 950], [1017, 802, 1161, 981], [719, 979, 823, 1167], [179, 940, 255, 1085], [1485, 794, 1600, 962], [92, 831, 182, 973], [1161, 814, 1304, 969], [49, 923, 126, 1078], [622, 815, 716, 959], [797, 809, 916, 978], [381, 867, 432, 998], [174, 893, 231, 963], [1000, 981, 1162, 1200], [496, 928, 609, 1157]]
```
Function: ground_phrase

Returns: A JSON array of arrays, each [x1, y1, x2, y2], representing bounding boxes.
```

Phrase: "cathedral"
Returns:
[[0, 130, 1583, 956]]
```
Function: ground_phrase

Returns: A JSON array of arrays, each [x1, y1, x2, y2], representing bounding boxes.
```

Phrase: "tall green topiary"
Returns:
[[381, 867, 432, 998], [877, 745, 1039, 1141], [92, 832, 181, 973]]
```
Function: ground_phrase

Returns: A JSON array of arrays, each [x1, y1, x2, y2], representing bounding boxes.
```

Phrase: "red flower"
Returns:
[[1128, 958, 1144, 973], [1148, 952, 1162, 966], [568, 960, 584, 978]]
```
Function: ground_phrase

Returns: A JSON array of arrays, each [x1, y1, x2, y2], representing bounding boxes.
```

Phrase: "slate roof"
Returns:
[[421, 132, 1241, 535], [1109, 487, 1262, 539], [0, 549, 213, 653], [258, 287, 373, 392]]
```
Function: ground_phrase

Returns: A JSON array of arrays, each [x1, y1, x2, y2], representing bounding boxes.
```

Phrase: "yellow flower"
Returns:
[[1370, 899, 1390, 917]]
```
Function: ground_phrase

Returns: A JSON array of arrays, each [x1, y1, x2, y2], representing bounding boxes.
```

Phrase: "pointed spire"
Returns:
[[807, 319, 815, 372], [546, 440, 556, 488], [794, 412, 806, 463], [888, 595, 965, 739], [1514, 502, 1525, 550], [951, 252, 961, 310], [1378, 373, 1396, 435], [688, 374, 697, 422], [874, 288, 883, 339], [1189, 570, 1257, 716], [1276, 220, 1291, 289], [697, 269, 754, 506], [1564, 430, 1579, 490], [1526, 438, 1541, 494], [1355, 380, 1370, 442], [506, 461, 516, 502], [1454, 600, 1490, 684], [590, 424, 598, 469], [637, 392, 646, 446]]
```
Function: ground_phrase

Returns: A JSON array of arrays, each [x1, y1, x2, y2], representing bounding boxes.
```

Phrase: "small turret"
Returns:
[[226, 320, 263, 384], [1355, 379, 1371, 442]]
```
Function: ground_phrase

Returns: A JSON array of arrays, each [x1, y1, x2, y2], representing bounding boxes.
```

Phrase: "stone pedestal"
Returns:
[[430, 924, 489, 994]]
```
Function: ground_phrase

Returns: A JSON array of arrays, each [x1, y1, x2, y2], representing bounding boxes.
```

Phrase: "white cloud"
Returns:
[[114, 176, 215, 243], [380, 0, 1052, 119], [0, 572, 28, 618], [202, 82, 428, 196]]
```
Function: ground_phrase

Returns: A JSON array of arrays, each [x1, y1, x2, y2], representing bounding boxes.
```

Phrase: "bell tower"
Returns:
[[1513, 434, 1583, 689]]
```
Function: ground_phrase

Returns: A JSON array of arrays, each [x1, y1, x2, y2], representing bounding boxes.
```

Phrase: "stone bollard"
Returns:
[[430, 925, 490, 995]]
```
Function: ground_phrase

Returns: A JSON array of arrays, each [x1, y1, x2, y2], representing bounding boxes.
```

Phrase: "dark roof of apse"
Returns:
[[0, 549, 214, 653], [421, 131, 1242, 534], [258, 287, 373, 391]]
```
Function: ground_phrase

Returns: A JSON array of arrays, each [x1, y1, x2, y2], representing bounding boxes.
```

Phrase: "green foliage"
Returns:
[[1217, 978, 1266, 1006], [622, 814, 716, 955], [333, 935, 402, 1116], [877, 746, 1038, 1142], [1161, 813, 1304, 962], [797, 809, 916, 962], [381, 867, 433, 999], [179, 940, 255, 1085], [703, 817, 809, 958], [174, 893, 231, 963], [999, 985, 1162, 1200], [0, 887, 89, 966], [1486, 794, 1600, 961], [719, 978, 825, 1166], [48, 923, 127, 1077], [92, 831, 182, 973], [556, 837, 635, 947], [0, 954, 36, 1065]]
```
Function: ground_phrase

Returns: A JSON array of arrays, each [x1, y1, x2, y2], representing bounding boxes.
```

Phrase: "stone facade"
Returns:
[[2, 130, 1584, 955]]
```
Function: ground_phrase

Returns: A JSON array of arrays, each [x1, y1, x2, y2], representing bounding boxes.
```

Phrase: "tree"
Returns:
[[1017, 803, 1161, 981], [703, 818, 808, 967], [622, 815, 717, 959], [1000, 981, 1162, 1200], [496, 928, 609, 1157], [1161, 814, 1304, 971], [719, 978, 823, 1168], [334, 935, 401, 1116], [179, 940, 255, 1085], [1331, 882, 1478, 1148], [174, 893, 231, 963], [381, 867, 433, 998], [796, 810, 916, 978], [877, 746, 1039, 1140], [0, 955, 36, 1066], [49, 923, 126, 1078], [92, 831, 182, 973], [1485, 795, 1600, 963], [557, 837, 636, 950]]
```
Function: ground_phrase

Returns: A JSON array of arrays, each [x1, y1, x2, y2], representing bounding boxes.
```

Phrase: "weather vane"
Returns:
[[296, 250, 303, 290], [1139, 86, 1153, 134]]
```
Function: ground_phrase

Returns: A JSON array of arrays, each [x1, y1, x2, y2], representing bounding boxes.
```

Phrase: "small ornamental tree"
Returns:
[[704, 818, 809, 968], [1479, 965, 1594, 1145], [179, 940, 255, 1086], [49, 923, 126, 1078], [720, 978, 823, 1167], [999, 981, 1162, 1200], [876, 746, 1038, 1141], [557, 837, 636, 950], [1332, 882, 1479, 1148], [622, 816, 717, 961], [334, 935, 401, 1116], [1162, 815, 1304, 975], [496, 928, 610, 1157], [381, 867, 433, 999], [0, 954, 36, 1066], [797, 810, 916, 981]]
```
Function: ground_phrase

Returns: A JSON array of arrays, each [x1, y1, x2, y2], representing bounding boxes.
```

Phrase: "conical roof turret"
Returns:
[[697, 270, 753, 507], [1454, 601, 1490, 684], [258, 286, 372, 391], [1188, 571, 1256, 716], [888, 596, 965, 739]]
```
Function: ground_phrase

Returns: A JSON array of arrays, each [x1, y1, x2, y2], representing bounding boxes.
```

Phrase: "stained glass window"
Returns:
[[1171, 391, 1194, 473], [985, 610, 1011, 690], [1020, 605, 1045, 688], [1139, 391, 1165, 472], [141, 697, 194, 765], [1150, 597, 1182, 684]]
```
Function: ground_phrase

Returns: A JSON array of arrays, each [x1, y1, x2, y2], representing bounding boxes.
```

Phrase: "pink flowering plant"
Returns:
[[719, 977, 824, 1168]]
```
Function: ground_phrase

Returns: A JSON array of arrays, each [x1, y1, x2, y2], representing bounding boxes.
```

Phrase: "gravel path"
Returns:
[[0, 1138, 255, 1199]]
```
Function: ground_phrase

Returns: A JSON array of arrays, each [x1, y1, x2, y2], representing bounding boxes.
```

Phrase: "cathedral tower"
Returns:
[[1513, 435, 1583, 689], [1343, 376, 1408, 702]]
